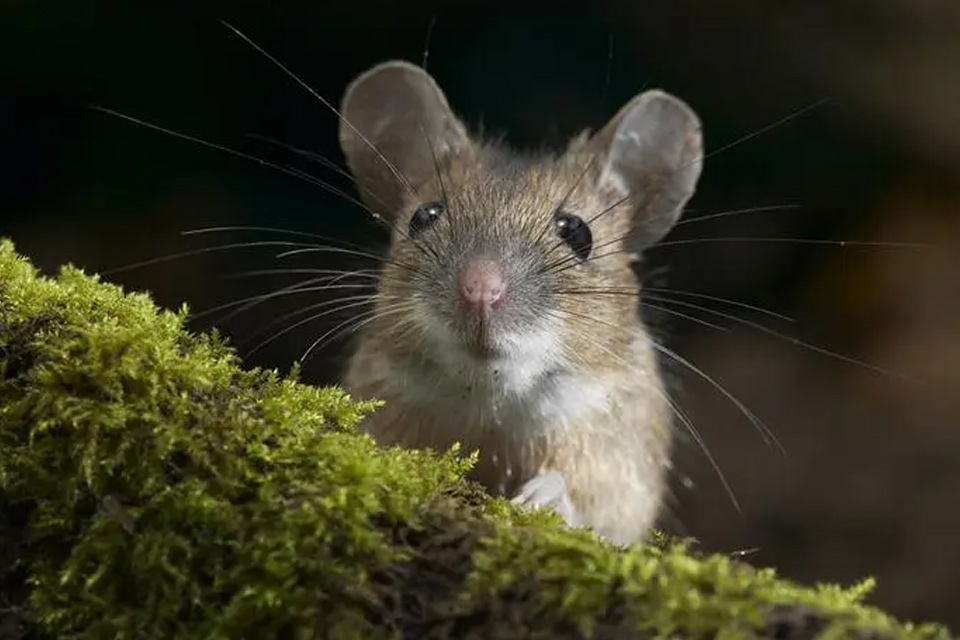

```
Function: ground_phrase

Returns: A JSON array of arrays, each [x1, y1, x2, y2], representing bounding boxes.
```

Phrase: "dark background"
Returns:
[[3, 0, 960, 631]]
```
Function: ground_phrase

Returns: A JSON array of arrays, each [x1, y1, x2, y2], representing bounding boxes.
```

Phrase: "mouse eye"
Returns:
[[409, 201, 445, 237], [554, 212, 593, 261]]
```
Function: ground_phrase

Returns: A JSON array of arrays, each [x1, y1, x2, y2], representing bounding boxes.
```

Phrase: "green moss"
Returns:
[[0, 237, 953, 640]]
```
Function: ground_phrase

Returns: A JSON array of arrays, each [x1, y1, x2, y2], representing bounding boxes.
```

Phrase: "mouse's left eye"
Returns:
[[409, 201, 445, 237], [554, 211, 593, 261]]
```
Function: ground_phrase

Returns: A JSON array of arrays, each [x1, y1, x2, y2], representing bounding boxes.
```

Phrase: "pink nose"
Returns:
[[458, 258, 505, 311]]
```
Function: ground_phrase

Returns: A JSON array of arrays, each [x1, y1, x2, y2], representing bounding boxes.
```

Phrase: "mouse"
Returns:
[[336, 60, 703, 546]]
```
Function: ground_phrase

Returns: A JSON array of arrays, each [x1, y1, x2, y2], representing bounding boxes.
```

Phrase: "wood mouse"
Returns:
[[337, 60, 703, 545]]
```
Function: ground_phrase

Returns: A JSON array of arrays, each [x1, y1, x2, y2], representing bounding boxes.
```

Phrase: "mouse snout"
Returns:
[[457, 258, 505, 313]]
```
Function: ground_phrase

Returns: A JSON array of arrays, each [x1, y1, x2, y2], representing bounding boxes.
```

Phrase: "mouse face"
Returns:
[[339, 61, 703, 388], [372, 151, 644, 388]]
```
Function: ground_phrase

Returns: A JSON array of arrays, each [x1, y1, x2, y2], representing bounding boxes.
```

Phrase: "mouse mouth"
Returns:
[[459, 317, 502, 360]]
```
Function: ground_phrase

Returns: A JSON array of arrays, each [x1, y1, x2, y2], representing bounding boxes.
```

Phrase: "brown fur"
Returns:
[[337, 60, 702, 545]]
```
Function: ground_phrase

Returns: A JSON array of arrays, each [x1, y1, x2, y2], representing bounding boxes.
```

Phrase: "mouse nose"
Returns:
[[458, 258, 505, 312]]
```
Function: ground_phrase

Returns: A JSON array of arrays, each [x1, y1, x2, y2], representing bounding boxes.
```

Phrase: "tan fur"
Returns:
[[337, 61, 702, 545]]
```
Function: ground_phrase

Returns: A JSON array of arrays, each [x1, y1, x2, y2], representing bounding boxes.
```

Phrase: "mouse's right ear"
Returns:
[[339, 61, 473, 217]]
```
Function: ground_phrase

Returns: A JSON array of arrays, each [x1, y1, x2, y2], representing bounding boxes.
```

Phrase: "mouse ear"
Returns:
[[339, 60, 472, 217], [589, 89, 703, 254]]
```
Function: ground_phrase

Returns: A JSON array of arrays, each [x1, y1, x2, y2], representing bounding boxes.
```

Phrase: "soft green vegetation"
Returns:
[[0, 237, 952, 639]]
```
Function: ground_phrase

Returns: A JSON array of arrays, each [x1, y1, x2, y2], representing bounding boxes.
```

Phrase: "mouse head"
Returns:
[[338, 61, 702, 380]]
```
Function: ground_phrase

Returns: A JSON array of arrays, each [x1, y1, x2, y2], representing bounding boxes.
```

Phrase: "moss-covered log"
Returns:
[[0, 238, 951, 640]]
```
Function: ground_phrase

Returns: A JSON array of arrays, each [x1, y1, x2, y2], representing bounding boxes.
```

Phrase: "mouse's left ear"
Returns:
[[588, 90, 703, 254]]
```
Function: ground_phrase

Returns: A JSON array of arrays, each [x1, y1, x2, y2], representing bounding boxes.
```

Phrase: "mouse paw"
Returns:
[[511, 470, 579, 528]]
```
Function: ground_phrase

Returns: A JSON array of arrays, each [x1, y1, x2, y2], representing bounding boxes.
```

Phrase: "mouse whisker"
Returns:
[[546, 102, 869, 271], [588, 99, 830, 232], [548, 229, 932, 280], [542, 179, 648, 269], [190, 266, 393, 331], [265, 162, 381, 219], [649, 237, 933, 250], [190, 280, 380, 325], [297, 300, 419, 366], [553, 285, 917, 384], [241, 291, 405, 349], [601, 32, 616, 107], [87, 106, 399, 231], [275, 164, 437, 261], [542, 235, 620, 275], [312, 303, 420, 357], [242, 294, 396, 358], [586, 193, 634, 228], [674, 204, 802, 227], [181, 226, 378, 255], [272, 245, 423, 275], [538, 144, 604, 248], [99, 240, 331, 277], [691, 98, 832, 170], [648, 337, 782, 460], [541, 201, 644, 274], [278, 163, 437, 266], [219, 21, 418, 201], [220, 268, 382, 281], [556, 293, 729, 333], [550, 287, 796, 323], [552, 306, 782, 455], [645, 287, 796, 322], [642, 294, 921, 384], [543, 307, 743, 513], [539, 192, 634, 268], [418, 115, 453, 258], [248, 294, 406, 353], [88, 104, 430, 259], [633, 301, 730, 333], [243, 132, 396, 213], [278, 168, 438, 259], [218, 23, 444, 265]]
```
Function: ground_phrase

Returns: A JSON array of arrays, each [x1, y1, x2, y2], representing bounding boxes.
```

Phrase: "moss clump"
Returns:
[[0, 237, 953, 640]]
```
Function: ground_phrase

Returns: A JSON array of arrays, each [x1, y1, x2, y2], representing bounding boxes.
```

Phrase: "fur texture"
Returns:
[[337, 60, 703, 545]]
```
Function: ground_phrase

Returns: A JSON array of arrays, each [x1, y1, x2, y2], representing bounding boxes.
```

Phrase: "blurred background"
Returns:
[[3, 0, 959, 631]]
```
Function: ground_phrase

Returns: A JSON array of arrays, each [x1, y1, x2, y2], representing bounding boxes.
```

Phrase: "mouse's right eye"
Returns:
[[409, 201, 445, 237]]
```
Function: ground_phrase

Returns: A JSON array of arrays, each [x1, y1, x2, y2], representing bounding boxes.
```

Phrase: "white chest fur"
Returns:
[[374, 327, 613, 442], [362, 354, 614, 497]]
